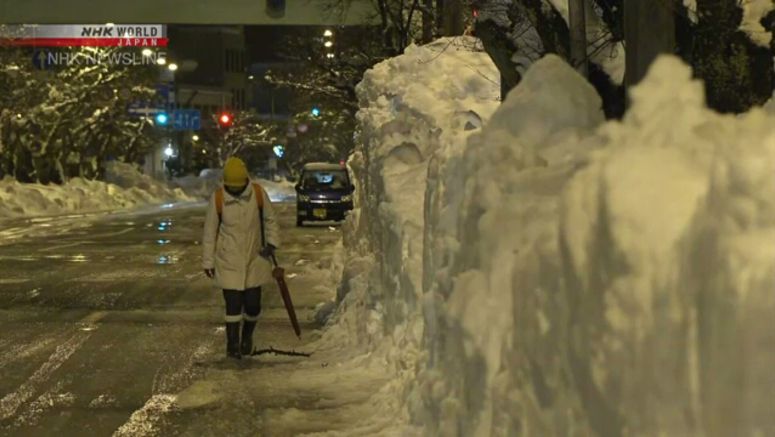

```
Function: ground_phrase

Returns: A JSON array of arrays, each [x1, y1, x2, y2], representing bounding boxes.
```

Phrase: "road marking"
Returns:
[[0, 278, 31, 284], [0, 311, 106, 421], [112, 343, 211, 436], [0, 337, 58, 371], [38, 241, 83, 252], [112, 394, 178, 437]]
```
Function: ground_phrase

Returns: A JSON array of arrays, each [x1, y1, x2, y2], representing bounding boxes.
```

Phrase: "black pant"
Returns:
[[223, 287, 262, 323]]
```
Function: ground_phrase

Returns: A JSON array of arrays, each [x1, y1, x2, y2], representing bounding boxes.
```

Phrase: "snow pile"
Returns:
[[0, 162, 192, 218], [258, 178, 297, 202], [317, 37, 500, 432], [173, 169, 296, 202], [339, 38, 775, 435]]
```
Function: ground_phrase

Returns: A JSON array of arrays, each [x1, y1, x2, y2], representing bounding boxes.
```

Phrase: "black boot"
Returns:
[[226, 322, 241, 359], [241, 321, 256, 356]]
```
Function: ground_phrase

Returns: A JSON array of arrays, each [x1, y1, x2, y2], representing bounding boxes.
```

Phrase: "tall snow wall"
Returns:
[[340, 37, 775, 436]]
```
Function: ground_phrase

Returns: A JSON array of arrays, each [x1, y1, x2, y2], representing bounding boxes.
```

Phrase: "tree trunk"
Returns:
[[435, 0, 444, 36], [569, 0, 588, 75], [442, 0, 465, 36], [422, 0, 434, 43], [623, 0, 675, 89], [475, 18, 521, 100]]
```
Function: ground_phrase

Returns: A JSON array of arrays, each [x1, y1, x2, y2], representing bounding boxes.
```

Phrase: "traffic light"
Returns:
[[155, 112, 169, 126], [218, 112, 233, 128]]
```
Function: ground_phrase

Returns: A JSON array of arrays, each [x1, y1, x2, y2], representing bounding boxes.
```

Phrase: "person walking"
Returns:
[[202, 157, 280, 359]]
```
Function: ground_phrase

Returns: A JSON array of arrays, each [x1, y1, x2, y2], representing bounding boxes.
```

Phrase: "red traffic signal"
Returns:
[[218, 112, 233, 127]]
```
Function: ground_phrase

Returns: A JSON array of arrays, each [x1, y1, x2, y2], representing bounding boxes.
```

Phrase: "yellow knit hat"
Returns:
[[223, 157, 249, 187]]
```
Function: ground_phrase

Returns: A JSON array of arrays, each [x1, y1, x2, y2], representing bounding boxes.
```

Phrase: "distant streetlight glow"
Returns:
[[326, 53, 335, 59], [192, 134, 200, 142], [324, 41, 333, 48], [142, 48, 153, 57], [168, 63, 179, 72], [157, 57, 167, 66], [323, 29, 333, 37], [164, 146, 174, 157], [248, 75, 255, 80]]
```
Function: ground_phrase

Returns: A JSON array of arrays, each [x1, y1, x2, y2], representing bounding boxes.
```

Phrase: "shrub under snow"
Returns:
[[332, 36, 775, 436]]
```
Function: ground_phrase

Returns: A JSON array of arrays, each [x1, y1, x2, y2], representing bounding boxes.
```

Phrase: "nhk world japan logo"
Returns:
[[1, 24, 168, 47]]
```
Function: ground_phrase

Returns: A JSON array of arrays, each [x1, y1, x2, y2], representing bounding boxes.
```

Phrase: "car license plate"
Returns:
[[313, 208, 327, 219]]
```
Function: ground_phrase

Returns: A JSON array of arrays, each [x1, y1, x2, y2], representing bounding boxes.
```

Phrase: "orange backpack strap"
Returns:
[[215, 187, 224, 221], [252, 183, 264, 209]]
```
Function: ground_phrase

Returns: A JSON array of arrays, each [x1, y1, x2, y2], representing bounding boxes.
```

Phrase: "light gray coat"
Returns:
[[202, 183, 280, 290]]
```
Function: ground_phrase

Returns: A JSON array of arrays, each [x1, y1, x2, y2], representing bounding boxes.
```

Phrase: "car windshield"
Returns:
[[302, 170, 349, 190]]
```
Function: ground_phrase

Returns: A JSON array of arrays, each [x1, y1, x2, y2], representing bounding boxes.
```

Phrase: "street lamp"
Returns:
[[326, 53, 335, 59], [157, 57, 167, 66], [323, 29, 333, 37], [168, 63, 179, 72], [324, 41, 333, 48], [192, 134, 200, 142], [164, 146, 174, 157], [142, 48, 153, 57]]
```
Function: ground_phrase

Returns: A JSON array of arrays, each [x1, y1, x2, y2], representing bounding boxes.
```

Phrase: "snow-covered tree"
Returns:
[[473, 0, 626, 116], [473, 0, 773, 115], [0, 45, 160, 183], [215, 110, 284, 172]]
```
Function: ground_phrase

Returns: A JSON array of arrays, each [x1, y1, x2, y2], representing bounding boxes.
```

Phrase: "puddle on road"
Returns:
[[157, 255, 179, 265], [69, 254, 88, 263], [157, 219, 174, 233]]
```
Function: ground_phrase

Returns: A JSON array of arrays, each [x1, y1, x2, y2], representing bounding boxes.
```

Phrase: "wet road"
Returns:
[[0, 203, 342, 436]]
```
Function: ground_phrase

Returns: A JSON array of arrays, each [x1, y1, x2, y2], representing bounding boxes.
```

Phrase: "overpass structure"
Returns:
[[0, 0, 378, 25]]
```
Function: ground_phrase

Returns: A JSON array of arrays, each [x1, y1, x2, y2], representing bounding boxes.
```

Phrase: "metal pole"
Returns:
[[569, 0, 588, 76]]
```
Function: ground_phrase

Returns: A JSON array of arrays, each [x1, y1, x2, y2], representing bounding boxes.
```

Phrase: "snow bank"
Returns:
[[339, 36, 775, 436], [318, 37, 500, 433], [0, 162, 192, 219], [173, 170, 296, 202]]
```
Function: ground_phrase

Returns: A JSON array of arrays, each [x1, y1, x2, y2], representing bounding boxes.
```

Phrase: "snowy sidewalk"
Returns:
[[156, 215, 413, 436]]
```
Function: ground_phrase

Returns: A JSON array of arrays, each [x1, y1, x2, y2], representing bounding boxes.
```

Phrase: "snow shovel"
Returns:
[[271, 254, 302, 339]]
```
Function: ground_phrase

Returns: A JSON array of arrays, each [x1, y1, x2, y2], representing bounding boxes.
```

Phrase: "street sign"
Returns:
[[172, 109, 201, 131], [128, 101, 163, 117]]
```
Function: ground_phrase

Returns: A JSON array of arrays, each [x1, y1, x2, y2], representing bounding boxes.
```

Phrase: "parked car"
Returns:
[[295, 162, 354, 226]]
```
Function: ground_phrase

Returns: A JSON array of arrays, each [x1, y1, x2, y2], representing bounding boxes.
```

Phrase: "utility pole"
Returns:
[[569, 0, 588, 76], [624, 0, 675, 91], [442, 0, 464, 36]]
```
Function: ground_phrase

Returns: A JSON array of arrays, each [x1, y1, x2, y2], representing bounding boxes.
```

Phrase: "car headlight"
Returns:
[[298, 194, 311, 202], [340, 194, 352, 202]]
